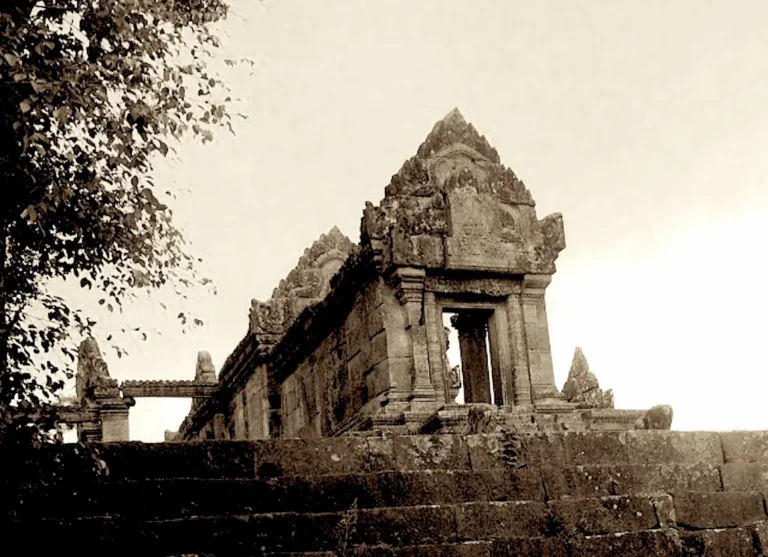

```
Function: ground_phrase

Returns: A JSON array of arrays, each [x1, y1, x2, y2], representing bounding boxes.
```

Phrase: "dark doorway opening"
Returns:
[[442, 308, 502, 405]]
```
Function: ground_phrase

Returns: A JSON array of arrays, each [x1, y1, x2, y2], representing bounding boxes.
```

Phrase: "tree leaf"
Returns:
[[3, 52, 19, 66]]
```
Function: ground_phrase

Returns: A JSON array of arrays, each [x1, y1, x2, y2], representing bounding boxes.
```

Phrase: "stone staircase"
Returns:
[[6, 430, 768, 556]]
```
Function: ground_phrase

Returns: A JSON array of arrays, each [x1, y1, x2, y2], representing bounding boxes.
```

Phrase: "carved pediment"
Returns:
[[361, 108, 565, 274], [249, 227, 358, 339]]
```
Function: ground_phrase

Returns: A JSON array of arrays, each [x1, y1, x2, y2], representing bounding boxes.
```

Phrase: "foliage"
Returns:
[[0, 0, 236, 444]]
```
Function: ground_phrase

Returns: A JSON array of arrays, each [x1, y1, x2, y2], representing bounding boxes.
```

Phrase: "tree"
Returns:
[[0, 0, 236, 444]]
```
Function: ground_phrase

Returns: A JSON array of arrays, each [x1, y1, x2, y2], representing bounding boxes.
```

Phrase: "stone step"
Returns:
[[12, 462, 732, 521], [14, 492, 761, 545], [9, 498, 767, 555], [13, 469, 544, 520], [5, 431, 734, 483], [3, 497, 681, 554]]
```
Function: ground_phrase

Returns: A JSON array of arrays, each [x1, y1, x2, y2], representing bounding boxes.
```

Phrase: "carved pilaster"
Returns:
[[521, 274, 562, 403], [391, 267, 437, 406], [506, 288, 533, 406]]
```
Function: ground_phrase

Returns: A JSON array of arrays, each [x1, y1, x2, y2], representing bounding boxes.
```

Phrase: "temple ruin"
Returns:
[[64, 109, 669, 442], [15, 110, 768, 556]]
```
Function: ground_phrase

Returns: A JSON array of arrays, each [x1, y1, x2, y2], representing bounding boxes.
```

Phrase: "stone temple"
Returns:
[[66, 108, 668, 442], [14, 110, 768, 556]]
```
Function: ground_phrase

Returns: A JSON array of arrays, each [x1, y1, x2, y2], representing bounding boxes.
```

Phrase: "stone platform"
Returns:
[[5, 430, 768, 555]]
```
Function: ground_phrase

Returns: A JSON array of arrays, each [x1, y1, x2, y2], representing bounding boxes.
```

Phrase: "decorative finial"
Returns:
[[562, 347, 614, 409]]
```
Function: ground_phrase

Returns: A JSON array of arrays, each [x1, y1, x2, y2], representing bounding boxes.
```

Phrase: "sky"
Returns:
[[59, 0, 768, 441]]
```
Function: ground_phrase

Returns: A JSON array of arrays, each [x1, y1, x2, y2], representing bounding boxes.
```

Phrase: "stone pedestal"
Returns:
[[101, 407, 130, 442]]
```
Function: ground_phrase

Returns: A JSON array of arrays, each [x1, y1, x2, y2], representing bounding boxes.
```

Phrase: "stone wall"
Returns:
[[278, 278, 421, 438]]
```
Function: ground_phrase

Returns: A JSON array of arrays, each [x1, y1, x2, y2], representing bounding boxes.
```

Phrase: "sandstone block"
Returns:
[[544, 463, 722, 499], [561, 431, 629, 465], [454, 501, 551, 539], [568, 530, 683, 557], [365, 469, 543, 508], [490, 537, 569, 556], [392, 435, 471, 471], [353, 541, 491, 556], [680, 528, 756, 557], [353, 505, 457, 547], [673, 491, 766, 529], [634, 405, 673, 430], [550, 495, 663, 535], [519, 433, 568, 468], [721, 462, 768, 491], [97, 441, 256, 480], [253, 437, 370, 477], [720, 431, 768, 463], [625, 431, 723, 465], [466, 433, 531, 470]]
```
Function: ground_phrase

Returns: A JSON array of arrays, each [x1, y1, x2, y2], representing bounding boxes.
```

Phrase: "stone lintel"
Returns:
[[122, 380, 219, 398]]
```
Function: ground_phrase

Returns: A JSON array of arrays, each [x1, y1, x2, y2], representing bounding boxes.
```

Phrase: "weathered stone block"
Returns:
[[365, 436, 396, 472], [543, 463, 722, 499], [490, 537, 569, 556], [466, 433, 530, 470], [680, 528, 756, 557], [519, 434, 568, 468], [252, 437, 370, 477], [625, 431, 723, 465], [561, 431, 629, 465], [721, 431, 768, 463], [353, 505, 457, 546], [246, 511, 345, 553], [568, 530, 683, 557], [454, 501, 551, 539], [365, 469, 543, 508], [392, 435, 471, 470], [370, 330, 388, 367], [365, 364, 391, 403], [97, 442, 256, 480], [550, 495, 662, 535], [277, 473, 374, 512], [353, 541, 491, 556], [721, 462, 768, 491], [748, 519, 768, 556], [673, 491, 766, 529]]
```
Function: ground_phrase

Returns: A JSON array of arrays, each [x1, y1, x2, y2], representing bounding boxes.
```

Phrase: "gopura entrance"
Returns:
[[57, 109, 665, 442]]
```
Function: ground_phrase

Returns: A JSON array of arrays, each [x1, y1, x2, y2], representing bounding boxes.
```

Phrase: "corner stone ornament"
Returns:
[[561, 347, 614, 409]]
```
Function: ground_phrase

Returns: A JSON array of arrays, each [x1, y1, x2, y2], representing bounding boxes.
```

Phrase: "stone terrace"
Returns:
[[6, 430, 768, 555]]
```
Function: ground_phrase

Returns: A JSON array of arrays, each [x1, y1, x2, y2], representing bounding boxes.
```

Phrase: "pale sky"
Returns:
[[57, 1, 768, 441]]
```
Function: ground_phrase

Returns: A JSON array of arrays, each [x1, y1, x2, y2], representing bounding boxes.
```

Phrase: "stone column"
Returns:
[[506, 290, 533, 406], [392, 267, 437, 408], [423, 291, 448, 403], [450, 312, 492, 404], [521, 274, 561, 403]]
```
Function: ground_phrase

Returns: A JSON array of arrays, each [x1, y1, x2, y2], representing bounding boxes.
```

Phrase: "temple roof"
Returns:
[[249, 226, 358, 337], [416, 108, 501, 163]]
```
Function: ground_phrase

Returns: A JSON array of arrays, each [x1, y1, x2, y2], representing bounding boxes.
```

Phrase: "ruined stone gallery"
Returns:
[[68, 108, 668, 442], [12, 110, 768, 556]]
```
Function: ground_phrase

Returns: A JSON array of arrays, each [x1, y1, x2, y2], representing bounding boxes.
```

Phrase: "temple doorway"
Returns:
[[442, 309, 502, 405]]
